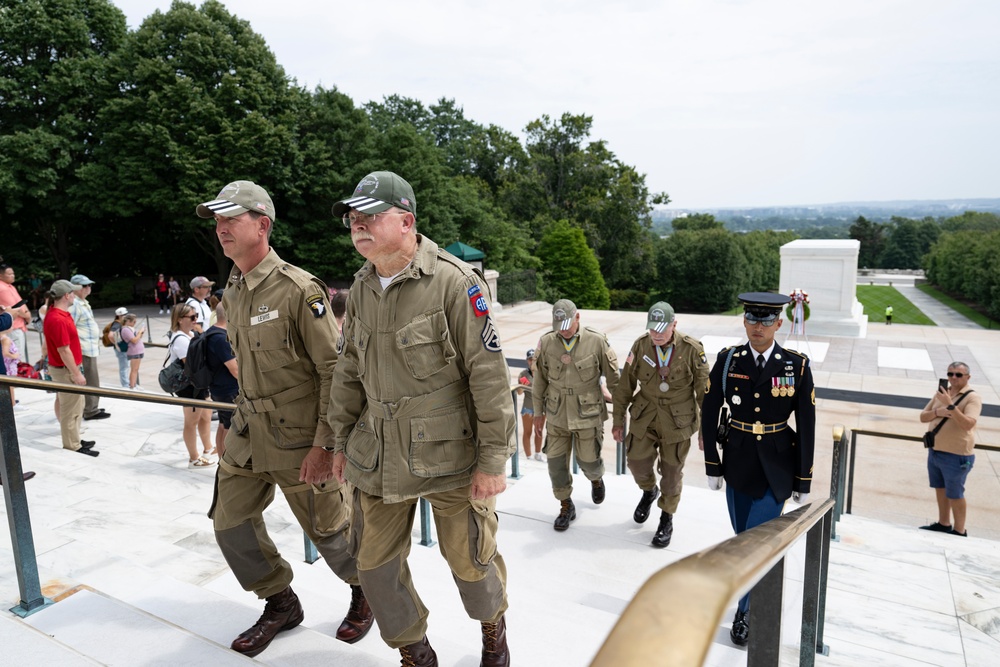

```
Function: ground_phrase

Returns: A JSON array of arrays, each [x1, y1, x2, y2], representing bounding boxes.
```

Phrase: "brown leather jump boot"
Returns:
[[230, 586, 304, 657], [480, 615, 510, 667], [335, 584, 374, 643], [400, 635, 438, 666]]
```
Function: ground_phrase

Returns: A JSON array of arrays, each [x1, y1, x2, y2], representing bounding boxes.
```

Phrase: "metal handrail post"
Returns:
[[509, 388, 522, 479], [846, 431, 858, 514], [303, 535, 319, 564], [816, 508, 833, 652], [0, 384, 53, 618], [747, 557, 784, 667], [800, 507, 830, 665], [830, 425, 844, 541], [419, 498, 436, 547]]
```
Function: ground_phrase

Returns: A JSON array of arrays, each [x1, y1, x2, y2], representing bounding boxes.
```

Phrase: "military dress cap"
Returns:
[[49, 279, 83, 298], [739, 292, 791, 320], [70, 274, 95, 286], [196, 180, 275, 219], [332, 171, 416, 218], [552, 299, 577, 331], [646, 301, 675, 333]]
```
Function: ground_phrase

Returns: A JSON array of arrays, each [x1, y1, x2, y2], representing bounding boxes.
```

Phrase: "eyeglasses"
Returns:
[[341, 209, 397, 229], [744, 314, 778, 327], [185, 315, 198, 320], [947, 372, 966, 378]]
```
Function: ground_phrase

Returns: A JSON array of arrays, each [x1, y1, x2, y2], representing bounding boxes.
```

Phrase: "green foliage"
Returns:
[[654, 229, 746, 313], [609, 289, 648, 311], [849, 216, 885, 268], [738, 230, 797, 292], [925, 229, 1000, 320], [672, 213, 725, 231], [536, 220, 609, 309], [91, 277, 136, 309], [0, 0, 128, 276], [855, 285, 934, 325], [940, 211, 1000, 233], [878, 216, 940, 269]]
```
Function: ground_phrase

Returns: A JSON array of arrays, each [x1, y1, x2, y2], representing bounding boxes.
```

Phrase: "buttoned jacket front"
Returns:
[[533, 326, 619, 431], [328, 235, 515, 503], [222, 249, 339, 472], [612, 330, 709, 443]]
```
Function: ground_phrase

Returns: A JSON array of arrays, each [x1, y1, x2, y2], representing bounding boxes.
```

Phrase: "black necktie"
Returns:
[[757, 355, 765, 374]]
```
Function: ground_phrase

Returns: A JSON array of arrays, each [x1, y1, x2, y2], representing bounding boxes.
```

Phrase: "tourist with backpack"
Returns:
[[166, 303, 214, 467], [201, 302, 238, 458], [104, 307, 129, 388]]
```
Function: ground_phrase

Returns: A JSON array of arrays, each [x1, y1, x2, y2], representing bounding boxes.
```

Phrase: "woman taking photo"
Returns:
[[167, 303, 214, 467], [120, 313, 146, 391], [109, 307, 129, 387]]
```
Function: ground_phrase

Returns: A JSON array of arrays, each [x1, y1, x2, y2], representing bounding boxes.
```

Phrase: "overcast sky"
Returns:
[[112, 0, 1000, 209]]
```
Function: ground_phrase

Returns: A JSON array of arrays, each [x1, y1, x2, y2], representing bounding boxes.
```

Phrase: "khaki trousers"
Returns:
[[352, 485, 508, 648], [545, 425, 605, 500], [81, 355, 101, 418], [49, 365, 83, 451], [626, 431, 692, 514], [211, 454, 358, 599]]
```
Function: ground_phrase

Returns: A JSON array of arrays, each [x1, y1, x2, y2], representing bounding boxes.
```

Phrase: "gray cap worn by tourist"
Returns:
[[196, 180, 275, 219], [332, 171, 416, 218], [552, 299, 577, 331], [50, 280, 83, 298], [190, 276, 215, 289], [646, 302, 675, 333]]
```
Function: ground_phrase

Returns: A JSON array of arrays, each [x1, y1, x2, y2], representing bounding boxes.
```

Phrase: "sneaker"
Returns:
[[76, 447, 100, 457], [83, 410, 111, 421], [13, 403, 29, 412], [950, 528, 968, 537], [188, 456, 214, 468], [533, 452, 546, 462], [919, 522, 952, 532]]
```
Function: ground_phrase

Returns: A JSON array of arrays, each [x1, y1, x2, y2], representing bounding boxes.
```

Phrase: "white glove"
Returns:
[[707, 476, 724, 491], [791, 491, 809, 504]]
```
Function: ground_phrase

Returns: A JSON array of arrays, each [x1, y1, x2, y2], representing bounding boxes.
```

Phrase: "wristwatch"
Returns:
[[322, 446, 336, 452], [946, 405, 955, 411]]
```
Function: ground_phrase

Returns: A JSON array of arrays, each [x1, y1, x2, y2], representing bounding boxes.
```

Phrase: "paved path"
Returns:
[[896, 284, 982, 329]]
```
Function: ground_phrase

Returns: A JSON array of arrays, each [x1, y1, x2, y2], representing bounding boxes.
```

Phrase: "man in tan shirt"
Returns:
[[919, 361, 981, 537]]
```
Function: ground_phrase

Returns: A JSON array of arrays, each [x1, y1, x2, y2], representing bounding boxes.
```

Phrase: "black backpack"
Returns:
[[184, 328, 226, 391]]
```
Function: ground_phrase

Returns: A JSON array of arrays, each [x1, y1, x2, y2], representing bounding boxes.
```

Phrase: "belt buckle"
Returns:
[[752, 422, 764, 435]]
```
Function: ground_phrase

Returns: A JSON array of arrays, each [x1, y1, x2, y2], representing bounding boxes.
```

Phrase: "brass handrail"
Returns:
[[0, 374, 235, 410], [593, 498, 835, 667]]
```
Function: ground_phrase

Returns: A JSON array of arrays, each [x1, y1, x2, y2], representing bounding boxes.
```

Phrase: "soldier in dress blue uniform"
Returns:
[[700, 292, 816, 647]]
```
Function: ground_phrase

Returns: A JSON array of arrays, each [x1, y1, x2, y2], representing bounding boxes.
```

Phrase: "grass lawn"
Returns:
[[916, 284, 1000, 329], [856, 285, 935, 325]]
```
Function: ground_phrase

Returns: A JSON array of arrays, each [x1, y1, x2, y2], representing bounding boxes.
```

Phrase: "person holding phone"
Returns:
[[919, 362, 981, 536]]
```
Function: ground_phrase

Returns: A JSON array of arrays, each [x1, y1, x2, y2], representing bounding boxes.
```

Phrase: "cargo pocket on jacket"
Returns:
[[669, 403, 696, 429], [269, 395, 318, 448], [545, 393, 562, 417], [408, 412, 476, 478], [397, 309, 455, 379], [578, 391, 603, 419], [347, 319, 371, 376], [248, 318, 298, 372], [575, 354, 599, 382], [345, 416, 379, 472]]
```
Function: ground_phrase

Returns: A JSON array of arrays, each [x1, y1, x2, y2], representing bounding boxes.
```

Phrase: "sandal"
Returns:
[[188, 456, 213, 468]]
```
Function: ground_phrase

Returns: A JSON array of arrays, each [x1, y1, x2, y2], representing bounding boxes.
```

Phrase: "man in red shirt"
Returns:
[[44, 280, 99, 457]]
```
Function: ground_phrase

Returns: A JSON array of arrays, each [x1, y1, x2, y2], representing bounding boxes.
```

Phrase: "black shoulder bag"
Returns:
[[923, 390, 973, 449]]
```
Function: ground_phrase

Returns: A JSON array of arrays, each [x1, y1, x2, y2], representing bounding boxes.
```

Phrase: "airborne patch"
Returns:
[[306, 294, 327, 318], [468, 285, 489, 317], [336, 332, 345, 355], [481, 317, 501, 352]]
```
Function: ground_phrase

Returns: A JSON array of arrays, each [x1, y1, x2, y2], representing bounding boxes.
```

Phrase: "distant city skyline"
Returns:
[[113, 0, 1000, 209]]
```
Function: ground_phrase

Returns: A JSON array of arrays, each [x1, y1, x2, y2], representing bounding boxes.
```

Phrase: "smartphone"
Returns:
[[938, 378, 949, 392], [9, 298, 27, 309]]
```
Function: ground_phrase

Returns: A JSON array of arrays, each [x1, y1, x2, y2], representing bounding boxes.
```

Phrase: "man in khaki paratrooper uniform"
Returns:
[[198, 181, 372, 658], [612, 302, 709, 548], [328, 171, 516, 667], [533, 299, 620, 531]]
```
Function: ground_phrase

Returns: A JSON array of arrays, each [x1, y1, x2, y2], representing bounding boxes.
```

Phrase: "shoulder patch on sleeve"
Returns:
[[467, 285, 489, 317], [481, 316, 502, 352], [306, 294, 327, 318], [335, 331, 345, 354]]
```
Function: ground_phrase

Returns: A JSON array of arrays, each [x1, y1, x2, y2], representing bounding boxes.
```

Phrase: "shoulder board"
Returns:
[[785, 348, 809, 360]]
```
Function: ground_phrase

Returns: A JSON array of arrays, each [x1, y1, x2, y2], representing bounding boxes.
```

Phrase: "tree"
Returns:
[[654, 229, 746, 313], [879, 216, 939, 269], [672, 213, 725, 232], [0, 0, 128, 276], [536, 219, 609, 309], [80, 0, 299, 282], [848, 216, 885, 268]]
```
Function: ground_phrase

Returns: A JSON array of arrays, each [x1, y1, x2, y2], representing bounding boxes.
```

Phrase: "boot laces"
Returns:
[[349, 586, 364, 616], [400, 646, 417, 667], [482, 622, 499, 653], [559, 499, 572, 515]]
